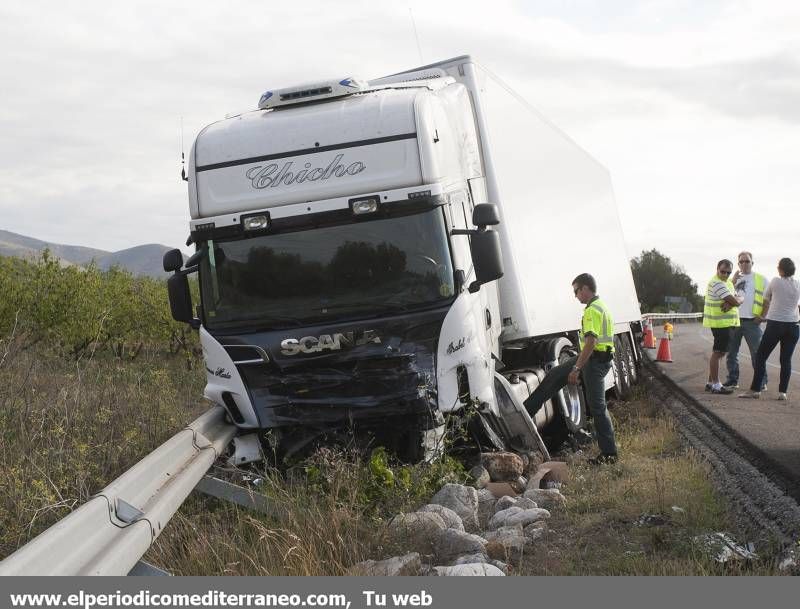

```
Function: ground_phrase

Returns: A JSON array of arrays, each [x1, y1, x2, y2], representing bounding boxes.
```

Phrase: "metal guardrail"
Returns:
[[642, 312, 702, 320], [0, 407, 236, 576]]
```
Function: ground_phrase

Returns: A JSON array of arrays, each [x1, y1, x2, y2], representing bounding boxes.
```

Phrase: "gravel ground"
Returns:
[[645, 362, 800, 548]]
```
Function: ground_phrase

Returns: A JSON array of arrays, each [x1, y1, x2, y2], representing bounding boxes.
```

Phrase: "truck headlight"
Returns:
[[242, 214, 269, 230]]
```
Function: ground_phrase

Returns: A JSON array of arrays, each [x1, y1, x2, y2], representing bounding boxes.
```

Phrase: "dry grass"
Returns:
[[0, 344, 205, 560], [519, 390, 782, 575], [2, 336, 782, 575]]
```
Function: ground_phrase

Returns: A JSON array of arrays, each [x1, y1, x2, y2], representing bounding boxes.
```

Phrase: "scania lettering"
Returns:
[[165, 56, 643, 463]]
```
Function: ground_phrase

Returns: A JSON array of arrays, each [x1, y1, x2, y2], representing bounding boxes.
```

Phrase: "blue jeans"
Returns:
[[751, 321, 799, 393], [523, 355, 618, 455], [726, 319, 766, 389]]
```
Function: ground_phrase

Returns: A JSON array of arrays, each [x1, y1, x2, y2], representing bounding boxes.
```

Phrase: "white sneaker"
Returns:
[[778, 393, 788, 401], [738, 391, 761, 399]]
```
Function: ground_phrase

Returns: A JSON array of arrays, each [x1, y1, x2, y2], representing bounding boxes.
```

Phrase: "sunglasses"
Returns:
[[719, 270, 732, 275]]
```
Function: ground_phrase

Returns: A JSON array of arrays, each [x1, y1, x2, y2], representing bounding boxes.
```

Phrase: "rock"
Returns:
[[494, 496, 518, 513], [452, 552, 490, 566], [434, 528, 488, 564], [388, 512, 446, 553], [347, 553, 421, 576], [481, 452, 524, 482], [469, 465, 491, 489], [483, 525, 526, 562], [433, 563, 505, 576], [489, 507, 550, 530], [477, 488, 497, 529], [515, 497, 538, 510], [431, 483, 479, 531], [635, 513, 670, 527], [523, 488, 566, 509], [524, 522, 547, 543], [488, 506, 521, 529], [489, 559, 509, 574], [418, 504, 464, 531]]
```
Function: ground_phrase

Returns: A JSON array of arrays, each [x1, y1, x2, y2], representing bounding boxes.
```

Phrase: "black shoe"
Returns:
[[722, 381, 739, 389], [589, 454, 618, 465]]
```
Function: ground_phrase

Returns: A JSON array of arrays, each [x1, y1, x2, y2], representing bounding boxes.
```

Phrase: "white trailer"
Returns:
[[165, 55, 642, 462]]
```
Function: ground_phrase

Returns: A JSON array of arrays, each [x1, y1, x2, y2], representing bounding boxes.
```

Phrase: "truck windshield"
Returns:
[[200, 207, 455, 330]]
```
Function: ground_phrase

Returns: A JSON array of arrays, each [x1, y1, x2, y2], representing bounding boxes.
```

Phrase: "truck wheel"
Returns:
[[553, 345, 587, 433], [622, 333, 639, 385], [611, 335, 632, 400]]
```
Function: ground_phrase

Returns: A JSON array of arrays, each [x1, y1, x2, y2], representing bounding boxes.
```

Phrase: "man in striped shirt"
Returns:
[[703, 259, 743, 394]]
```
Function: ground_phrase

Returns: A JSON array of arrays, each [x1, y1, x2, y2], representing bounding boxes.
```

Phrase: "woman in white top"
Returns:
[[740, 257, 800, 400]]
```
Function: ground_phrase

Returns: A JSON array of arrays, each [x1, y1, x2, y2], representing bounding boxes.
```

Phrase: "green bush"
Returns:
[[0, 252, 197, 358]]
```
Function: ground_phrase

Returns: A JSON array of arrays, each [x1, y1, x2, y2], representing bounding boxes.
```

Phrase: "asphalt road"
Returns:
[[650, 321, 800, 478]]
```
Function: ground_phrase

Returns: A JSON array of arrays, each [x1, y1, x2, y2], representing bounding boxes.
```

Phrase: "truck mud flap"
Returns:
[[479, 373, 550, 460]]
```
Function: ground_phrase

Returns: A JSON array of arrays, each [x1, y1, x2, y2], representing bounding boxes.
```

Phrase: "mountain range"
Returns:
[[0, 229, 177, 278]]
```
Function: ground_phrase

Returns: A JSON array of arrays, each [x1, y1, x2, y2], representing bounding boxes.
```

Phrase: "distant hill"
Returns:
[[0, 229, 176, 278]]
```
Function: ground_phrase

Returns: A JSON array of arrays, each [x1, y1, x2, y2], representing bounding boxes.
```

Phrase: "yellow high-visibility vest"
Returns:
[[580, 297, 615, 352], [703, 276, 740, 328], [752, 273, 766, 317]]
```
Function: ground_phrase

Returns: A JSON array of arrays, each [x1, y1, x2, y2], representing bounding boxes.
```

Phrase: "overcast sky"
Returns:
[[1, 0, 798, 290]]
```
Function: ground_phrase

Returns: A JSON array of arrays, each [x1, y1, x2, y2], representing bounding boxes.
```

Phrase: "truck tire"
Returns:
[[549, 342, 587, 437], [622, 332, 639, 385], [611, 335, 632, 400]]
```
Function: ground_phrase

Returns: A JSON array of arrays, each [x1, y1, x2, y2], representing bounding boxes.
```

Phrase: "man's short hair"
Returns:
[[572, 273, 596, 293], [717, 259, 733, 271], [779, 257, 796, 277], [738, 251, 753, 262]]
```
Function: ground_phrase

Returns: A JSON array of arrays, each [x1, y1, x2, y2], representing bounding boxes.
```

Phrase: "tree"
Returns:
[[630, 249, 703, 313]]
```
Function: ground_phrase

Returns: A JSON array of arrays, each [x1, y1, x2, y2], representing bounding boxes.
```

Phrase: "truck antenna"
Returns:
[[180, 117, 188, 182], [409, 8, 423, 64]]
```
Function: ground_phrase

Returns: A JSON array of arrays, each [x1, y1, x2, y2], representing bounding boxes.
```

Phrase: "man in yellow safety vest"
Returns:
[[723, 251, 768, 390], [523, 273, 618, 464], [703, 259, 743, 394]]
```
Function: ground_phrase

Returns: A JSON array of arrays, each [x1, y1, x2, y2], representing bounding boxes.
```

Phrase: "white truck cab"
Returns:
[[165, 56, 642, 462]]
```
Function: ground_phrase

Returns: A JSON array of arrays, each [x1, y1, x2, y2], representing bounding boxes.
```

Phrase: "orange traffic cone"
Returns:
[[656, 337, 672, 362], [643, 325, 657, 349]]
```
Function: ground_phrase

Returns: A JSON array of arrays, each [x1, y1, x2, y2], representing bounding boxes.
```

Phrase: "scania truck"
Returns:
[[163, 55, 643, 464]]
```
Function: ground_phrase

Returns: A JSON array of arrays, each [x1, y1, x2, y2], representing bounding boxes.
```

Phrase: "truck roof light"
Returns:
[[242, 214, 270, 230], [351, 198, 379, 215], [258, 77, 369, 110]]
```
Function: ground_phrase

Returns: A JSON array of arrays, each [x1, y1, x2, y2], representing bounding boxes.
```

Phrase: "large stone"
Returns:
[[515, 497, 538, 510], [433, 563, 505, 576], [347, 553, 421, 576], [524, 521, 547, 544], [477, 488, 497, 529], [494, 496, 518, 513], [489, 560, 509, 574], [417, 504, 464, 532], [452, 552, 490, 566], [481, 452, 524, 482], [523, 488, 566, 509], [489, 507, 550, 530], [483, 525, 526, 562], [388, 512, 446, 554], [434, 528, 488, 564], [430, 483, 479, 531], [469, 465, 491, 489]]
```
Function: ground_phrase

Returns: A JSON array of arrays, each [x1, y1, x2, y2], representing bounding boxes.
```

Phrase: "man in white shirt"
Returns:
[[703, 259, 742, 394], [724, 252, 768, 390]]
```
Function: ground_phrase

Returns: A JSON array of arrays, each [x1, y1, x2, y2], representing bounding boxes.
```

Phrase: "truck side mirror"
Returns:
[[163, 249, 184, 272], [469, 230, 504, 293], [472, 203, 500, 227], [167, 273, 196, 326]]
